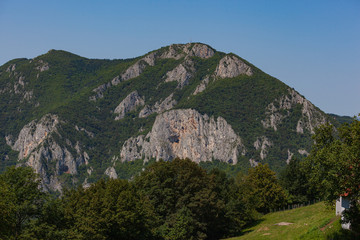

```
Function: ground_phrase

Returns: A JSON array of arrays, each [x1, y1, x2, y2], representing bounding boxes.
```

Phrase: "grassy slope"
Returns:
[[225, 202, 356, 240]]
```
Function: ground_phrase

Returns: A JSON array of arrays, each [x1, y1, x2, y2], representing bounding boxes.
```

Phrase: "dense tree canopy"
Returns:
[[237, 163, 288, 213], [0, 166, 45, 239], [0, 158, 291, 239], [307, 117, 360, 231], [279, 157, 318, 204], [134, 158, 255, 240]]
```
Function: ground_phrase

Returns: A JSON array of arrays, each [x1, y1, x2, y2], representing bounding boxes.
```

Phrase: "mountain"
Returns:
[[328, 113, 354, 125], [0, 43, 331, 193]]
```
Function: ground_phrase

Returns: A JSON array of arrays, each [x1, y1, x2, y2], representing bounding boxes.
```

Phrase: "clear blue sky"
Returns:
[[1, 0, 359, 116]]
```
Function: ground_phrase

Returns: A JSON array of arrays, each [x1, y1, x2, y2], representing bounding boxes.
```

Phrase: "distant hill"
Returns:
[[328, 113, 354, 125], [0, 43, 333, 192]]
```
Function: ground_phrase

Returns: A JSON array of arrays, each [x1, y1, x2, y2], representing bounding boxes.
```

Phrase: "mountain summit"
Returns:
[[0, 43, 329, 192]]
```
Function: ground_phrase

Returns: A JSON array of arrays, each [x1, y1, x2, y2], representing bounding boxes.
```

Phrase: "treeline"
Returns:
[[0, 158, 292, 240]]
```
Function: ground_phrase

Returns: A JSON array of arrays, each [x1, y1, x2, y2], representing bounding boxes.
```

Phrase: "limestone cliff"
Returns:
[[6, 114, 89, 192], [114, 91, 145, 120], [139, 93, 177, 118], [121, 109, 246, 164], [262, 88, 326, 133], [215, 55, 253, 78], [89, 43, 214, 100]]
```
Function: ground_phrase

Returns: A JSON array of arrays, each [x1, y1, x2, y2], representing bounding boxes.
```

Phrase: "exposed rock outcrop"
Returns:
[[165, 64, 192, 88], [12, 114, 59, 159], [121, 52, 157, 81], [6, 64, 16, 72], [121, 109, 246, 164], [160, 43, 215, 59], [184, 43, 215, 59], [89, 82, 112, 101], [89, 43, 214, 101], [159, 44, 185, 59], [254, 136, 272, 160], [262, 89, 326, 133], [286, 149, 294, 164], [215, 55, 253, 78], [7, 114, 89, 192], [193, 76, 210, 95], [35, 60, 49, 72], [249, 158, 259, 167], [114, 91, 145, 120], [105, 166, 118, 179], [139, 93, 177, 118], [298, 149, 309, 156]]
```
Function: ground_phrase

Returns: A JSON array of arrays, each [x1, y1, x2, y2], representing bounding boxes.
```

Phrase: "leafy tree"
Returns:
[[0, 166, 45, 239], [135, 158, 253, 240], [240, 163, 288, 213], [279, 157, 317, 203], [61, 179, 157, 240], [307, 117, 360, 231]]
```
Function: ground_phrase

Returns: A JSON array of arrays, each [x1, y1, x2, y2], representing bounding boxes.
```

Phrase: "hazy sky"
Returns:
[[1, 0, 359, 116]]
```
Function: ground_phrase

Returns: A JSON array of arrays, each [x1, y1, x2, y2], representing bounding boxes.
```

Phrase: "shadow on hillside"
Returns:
[[326, 229, 359, 240], [233, 218, 265, 237]]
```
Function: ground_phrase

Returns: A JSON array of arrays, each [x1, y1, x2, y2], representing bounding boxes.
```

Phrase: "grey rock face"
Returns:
[[164, 56, 195, 89], [35, 60, 49, 72], [298, 149, 309, 156], [286, 149, 294, 164], [89, 43, 214, 101], [159, 44, 185, 59], [193, 76, 210, 95], [105, 166, 118, 179], [139, 93, 177, 118], [121, 52, 156, 81], [121, 60, 147, 81], [215, 55, 253, 78], [165, 64, 192, 89], [111, 76, 121, 86], [12, 114, 59, 159], [249, 158, 259, 167], [6, 64, 16, 72], [114, 91, 145, 120], [121, 109, 246, 164], [254, 136, 272, 160], [184, 43, 215, 59], [262, 89, 326, 133], [89, 82, 112, 101], [8, 114, 88, 192], [89, 53, 157, 101], [160, 43, 215, 59]]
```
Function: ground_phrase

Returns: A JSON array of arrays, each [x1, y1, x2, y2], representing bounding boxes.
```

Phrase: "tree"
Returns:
[[279, 157, 318, 204], [61, 179, 157, 240], [307, 118, 360, 231], [0, 166, 45, 239], [135, 158, 253, 239], [240, 163, 288, 213]]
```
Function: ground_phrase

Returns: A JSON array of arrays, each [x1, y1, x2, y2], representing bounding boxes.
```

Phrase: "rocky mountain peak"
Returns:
[[215, 55, 253, 78]]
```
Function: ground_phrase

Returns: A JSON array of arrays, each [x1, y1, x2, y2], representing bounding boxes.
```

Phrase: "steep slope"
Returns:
[[0, 43, 331, 192]]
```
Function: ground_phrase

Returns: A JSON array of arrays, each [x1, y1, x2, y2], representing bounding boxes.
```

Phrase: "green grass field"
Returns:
[[225, 202, 357, 240]]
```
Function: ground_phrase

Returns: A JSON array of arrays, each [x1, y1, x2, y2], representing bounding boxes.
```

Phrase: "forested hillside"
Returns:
[[0, 43, 332, 192]]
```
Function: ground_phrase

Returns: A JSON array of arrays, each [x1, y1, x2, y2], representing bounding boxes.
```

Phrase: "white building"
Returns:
[[335, 196, 351, 230]]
